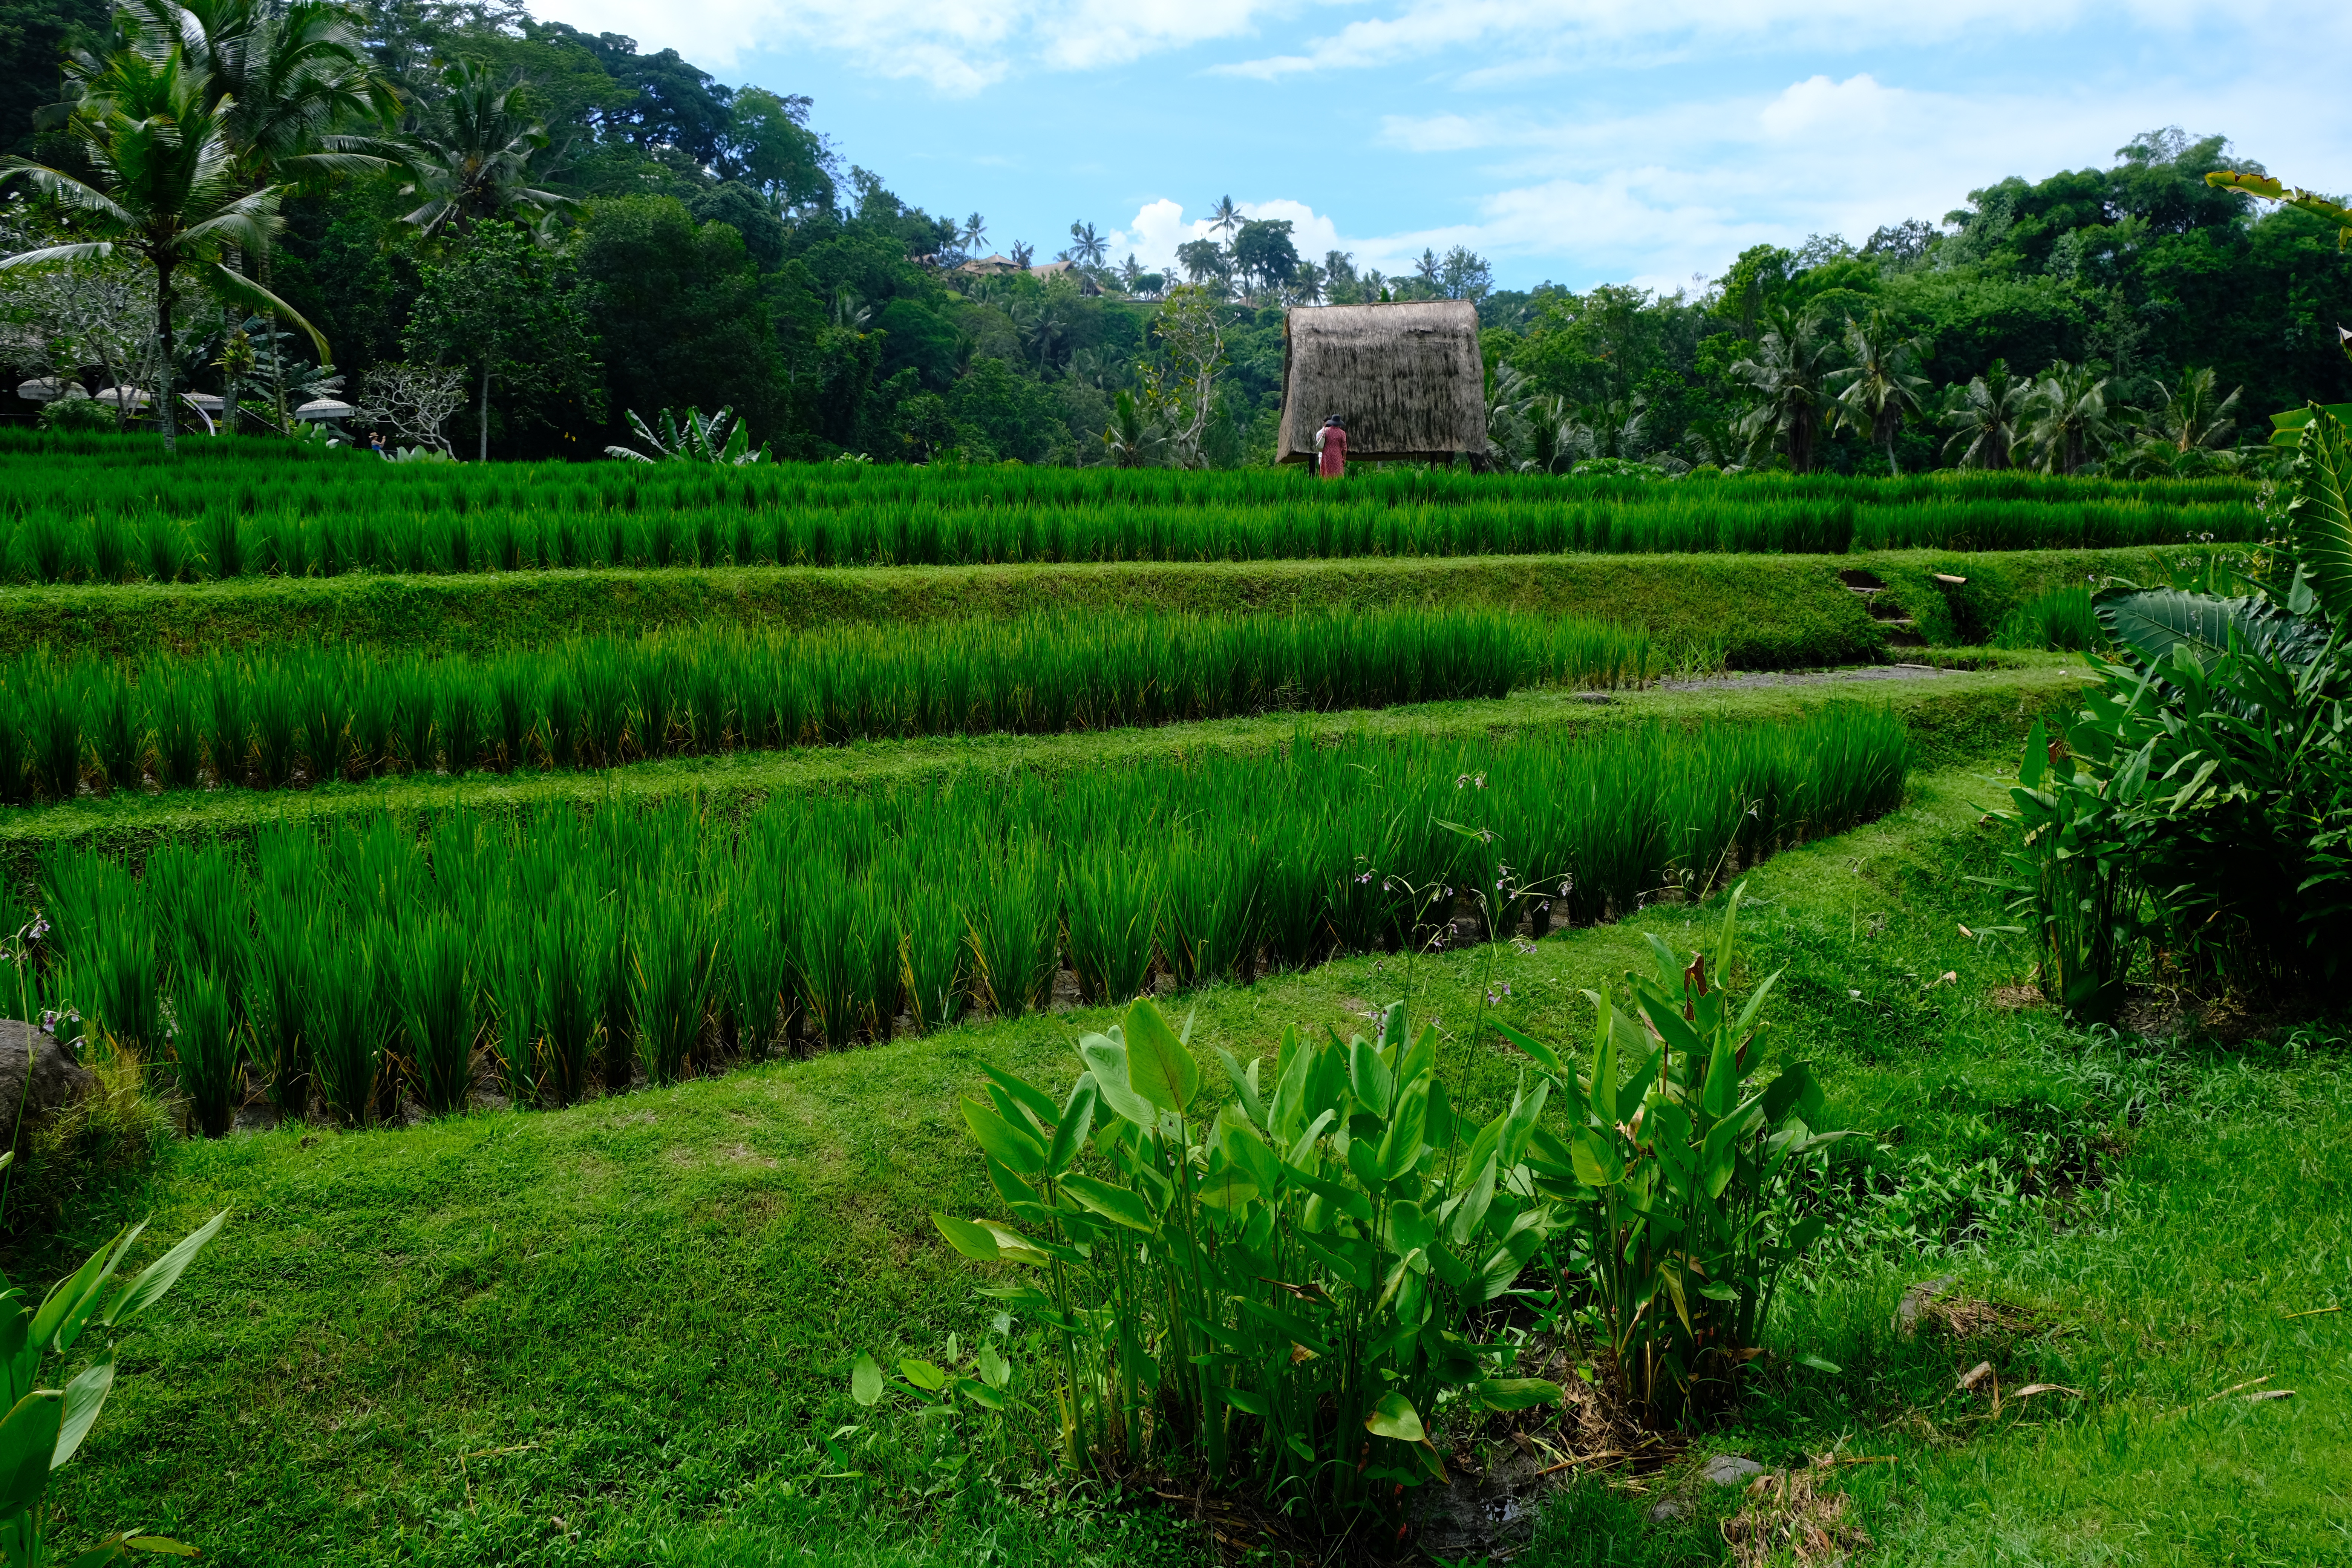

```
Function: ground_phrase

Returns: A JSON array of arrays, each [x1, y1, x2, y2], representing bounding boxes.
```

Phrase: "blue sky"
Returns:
[[529, 0, 2352, 295]]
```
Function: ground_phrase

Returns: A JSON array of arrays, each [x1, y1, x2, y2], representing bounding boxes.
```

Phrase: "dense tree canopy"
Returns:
[[3, 0, 2346, 470]]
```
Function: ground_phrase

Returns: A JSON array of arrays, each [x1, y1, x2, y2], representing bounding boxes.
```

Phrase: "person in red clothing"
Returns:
[[1315, 415, 1348, 478]]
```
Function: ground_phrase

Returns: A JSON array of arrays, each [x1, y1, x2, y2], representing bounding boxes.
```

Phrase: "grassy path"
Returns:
[[29, 752, 2346, 1566]]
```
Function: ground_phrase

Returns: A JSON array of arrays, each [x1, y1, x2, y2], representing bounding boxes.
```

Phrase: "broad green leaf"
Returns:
[[932, 1213, 1005, 1262], [1193, 1170, 1259, 1209], [1450, 1154, 1499, 1248], [2289, 405, 2352, 627], [1364, 1391, 1425, 1442], [1796, 1353, 1842, 1374], [1061, 1172, 1156, 1233], [1571, 1133, 1624, 1187], [981, 1063, 1059, 1135], [960, 1098, 1047, 1173], [1761, 1062, 1814, 1125], [1383, 1200, 1436, 1260], [1473, 1377, 1565, 1412], [1617, 1046, 1662, 1126], [1378, 1084, 1429, 1179], [2017, 718, 2048, 789], [897, 1359, 948, 1393], [1214, 1046, 1265, 1129], [50, 1359, 110, 1470], [125, 1540, 200, 1558], [1219, 1386, 1273, 1416], [1493, 1019, 1567, 1080], [1078, 1037, 1158, 1128], [33, 1225, 138, 1355], [102, 1210, 228, 1328], [973, 1221, 1054, 1265], [1393, 1024, 1437, 1096], [0, 1390, 61, 1512], [1347, 1033, 1393, 1117], [850, 1352, 885, 1406], [953, 1376, 1006, 1410], [1701, 1027, 1738, 1120], [1045, 1077, 1098, 1175], [1216, 1106, 1283, 1194], [1122, 999, 1197, 1114]]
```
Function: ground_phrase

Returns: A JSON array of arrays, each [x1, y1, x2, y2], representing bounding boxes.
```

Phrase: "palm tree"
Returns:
[[1829, 309, 1929, 474], [1103, 389, 1168, 468], [2, 44, 325, 453], [1208, 195, 1240, 248], [397, 58, 573, 240], [960, 211, 986, 252], [1118, 254, 1142, 293], [2022, 360, 2124, 475], [2143, 364, 2241, 453], [1729, 305, 1841, 473], [1067, 220, 1107, 266], [1942, 360, 2029, 469], [1008, 239, 1034, 269]]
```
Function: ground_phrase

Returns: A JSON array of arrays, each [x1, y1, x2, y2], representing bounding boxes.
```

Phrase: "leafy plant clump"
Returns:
[[863, 890, 1848, 1531]]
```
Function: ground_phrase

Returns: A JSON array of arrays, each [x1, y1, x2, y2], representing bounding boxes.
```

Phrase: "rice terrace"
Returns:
[[0, 2, 2348, 1563]]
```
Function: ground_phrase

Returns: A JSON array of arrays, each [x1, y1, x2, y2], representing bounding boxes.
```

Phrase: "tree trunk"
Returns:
[[156, 259, 178, 456], [262, 247, 287, 434], [477, 358, 490, 464]]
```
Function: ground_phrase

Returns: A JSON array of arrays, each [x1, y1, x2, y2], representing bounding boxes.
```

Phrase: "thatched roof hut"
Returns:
[[1277, 301, 1487, 464]]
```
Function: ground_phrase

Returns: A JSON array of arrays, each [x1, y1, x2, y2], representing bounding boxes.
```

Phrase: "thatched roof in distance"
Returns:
[[1277, 301, 1487, 464]]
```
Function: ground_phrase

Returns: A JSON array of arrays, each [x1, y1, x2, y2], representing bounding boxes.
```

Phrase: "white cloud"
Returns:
[[1107, 196, 1352, 272]]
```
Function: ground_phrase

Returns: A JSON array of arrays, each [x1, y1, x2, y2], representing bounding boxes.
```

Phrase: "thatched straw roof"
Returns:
[[1277, 301, 1487, 464]]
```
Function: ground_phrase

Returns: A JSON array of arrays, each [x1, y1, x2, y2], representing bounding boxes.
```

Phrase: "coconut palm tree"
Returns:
[[397, 58, 573, 240], [1103, 388, 1169, 468], [960, 211, 986, 252], [2022, 360, 2125, 475], [1066, 220, 1107, 266], [1829, 309, 1929, 474], [1942, 360, 2029, 469], [1208, 195, 1240, 247], [2142, 364, 2241, 453], [2, 45, 326, 453], [1729, 304, 1841, 473], [1008, 239, 1034, 269]]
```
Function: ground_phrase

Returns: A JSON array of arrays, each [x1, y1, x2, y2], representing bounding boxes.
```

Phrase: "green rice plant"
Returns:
[[967, 843, 1056, 1021], [794, 875, 863, 1050], [89, 511, 129, 581], [169, 953, 242, 1139], [491, 664, 537, 773], [248, 888, 315, 1116], [297, 666, 347, 786], [140, 513, 188, 582], [441, 674, 487, 777], [51, 855, 161, 1054], [201, 511, 244, 581], [902, 864, 966, 1034], [348, 669, 394, 777], [723, 862, 792, 1056], [485, 924, 541, 1104], [1993, 583, 2104, 651], [1162, 830, 1261, 988], [24, 511, 75, 581], [594, 893, 635, 1091], [393, 663, 437, 776], [577, 655, 629, 767], [537, 894, 597, 1105], [29, 672, 83, 802], [90, 678, 142, 795], [542, 670, 581, 770], [851, 879, 905, 1040], [149, 672, 204, 791], [207, 668, 248, 788], [1061, 841, 1160, 1005], [400, 910, 478, 1115], [632, 889, 712, 1084], [248, 660, 302, 789], [0, 689, 26, 804], [308, 922, 383, 1125]]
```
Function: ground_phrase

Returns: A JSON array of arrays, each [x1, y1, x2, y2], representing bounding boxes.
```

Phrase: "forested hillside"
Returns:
[[3, 0, 2347, 470]]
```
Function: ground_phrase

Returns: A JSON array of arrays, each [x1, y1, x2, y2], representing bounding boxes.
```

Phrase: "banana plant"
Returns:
[[882, 996, 1563, 1528], [0, 1197, 227, 1566], [603, 406, 770, 466], [1502, 885, 1854, 1419]]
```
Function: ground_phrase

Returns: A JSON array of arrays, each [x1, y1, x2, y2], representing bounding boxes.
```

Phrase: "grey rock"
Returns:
[[1647, 1498, 1690, 1523], [1896, 1274, 1960, 1337], [1701, 1454, 1764, 1486], [0, 1020, 95, 1152]]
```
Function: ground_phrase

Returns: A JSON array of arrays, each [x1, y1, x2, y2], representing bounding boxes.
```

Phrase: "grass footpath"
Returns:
[[29, 753, 2347, 1567], [0, 547, 2204, 667], [0, 658, 2084, 869]]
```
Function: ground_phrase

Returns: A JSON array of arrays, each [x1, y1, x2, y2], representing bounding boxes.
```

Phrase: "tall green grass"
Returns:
[[1991, 584, 2104, 651], [34, 706, 1908, 1123], [0, 609, 1666, 801], [0, 432, 2259, 582]]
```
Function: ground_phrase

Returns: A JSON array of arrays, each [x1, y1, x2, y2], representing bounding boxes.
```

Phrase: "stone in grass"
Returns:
[[1647, 1498, 1691, 1523], [1703, 1454, 1766, 1486], [1894, 1274, 1959, 1337], [0, 1020, 95, 1155]]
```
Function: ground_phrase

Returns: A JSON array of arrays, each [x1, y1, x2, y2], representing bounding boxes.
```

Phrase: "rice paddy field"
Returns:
[[2, 437, 2334, 1568]]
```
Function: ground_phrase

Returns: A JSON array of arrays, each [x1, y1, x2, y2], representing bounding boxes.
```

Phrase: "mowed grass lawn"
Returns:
[[31, 759, 2350, 1568]]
